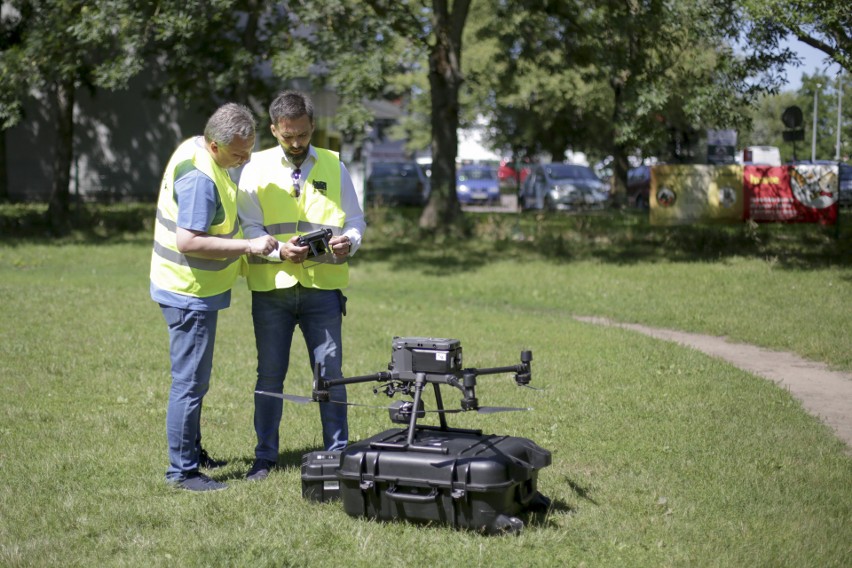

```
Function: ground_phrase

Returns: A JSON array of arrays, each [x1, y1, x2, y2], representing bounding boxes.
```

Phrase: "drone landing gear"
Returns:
[[373, 374, 483, 454]]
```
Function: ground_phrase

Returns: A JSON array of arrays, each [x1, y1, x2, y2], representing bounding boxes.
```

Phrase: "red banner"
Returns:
[[744, 165, 838, 224]]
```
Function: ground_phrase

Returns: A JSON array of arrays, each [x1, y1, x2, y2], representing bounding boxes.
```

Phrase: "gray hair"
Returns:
[[204, 103, 256, 145], [269, 90, 314, 124]]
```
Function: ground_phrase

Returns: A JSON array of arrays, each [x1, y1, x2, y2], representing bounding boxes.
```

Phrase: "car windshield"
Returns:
[[458, 168, 495, 181], [545, 164, 599, 181], [372, 163, 419, 177]]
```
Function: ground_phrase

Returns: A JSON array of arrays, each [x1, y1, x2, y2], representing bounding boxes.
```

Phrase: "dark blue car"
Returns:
[[456, 165, 500, 205]]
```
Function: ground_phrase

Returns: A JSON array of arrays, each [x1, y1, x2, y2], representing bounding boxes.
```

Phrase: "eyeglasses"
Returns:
[[291, 168, 301, 198]]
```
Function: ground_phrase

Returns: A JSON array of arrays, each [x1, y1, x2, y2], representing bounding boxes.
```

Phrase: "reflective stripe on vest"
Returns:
[[245, 147, 348, 291], [150, 137, 243, 298], [154, 208, 242, 272]]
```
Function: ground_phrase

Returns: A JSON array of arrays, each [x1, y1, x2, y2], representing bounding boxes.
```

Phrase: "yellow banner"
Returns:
[[650, 165, 744, 225]]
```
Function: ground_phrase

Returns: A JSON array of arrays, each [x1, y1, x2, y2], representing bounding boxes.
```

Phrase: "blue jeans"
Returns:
[[251, 286, 348, 458], [161, 305, 218, 482]]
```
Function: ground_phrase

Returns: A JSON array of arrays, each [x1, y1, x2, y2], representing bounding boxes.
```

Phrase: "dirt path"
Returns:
[[574, 316, 852, 451]]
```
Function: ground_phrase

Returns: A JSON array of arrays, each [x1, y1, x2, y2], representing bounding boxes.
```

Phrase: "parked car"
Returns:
[[839, 163, 852, 208], [497, 157, 531, 188], [519, 163, 609, 211], [626, 165, 651, 209], [456, 165, 500, 205], [364, 162, 430, 206]]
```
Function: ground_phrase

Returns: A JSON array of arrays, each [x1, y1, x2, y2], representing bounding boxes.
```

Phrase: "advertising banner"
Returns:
[[744, 164, 838, 224], [650, 165, 744, 225]]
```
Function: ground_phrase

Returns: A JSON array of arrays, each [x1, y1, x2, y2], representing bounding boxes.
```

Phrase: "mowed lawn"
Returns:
[[0, 208, 850, 567]]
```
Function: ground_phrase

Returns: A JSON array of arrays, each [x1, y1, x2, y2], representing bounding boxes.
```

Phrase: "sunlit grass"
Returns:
[[0, 206, 850, 566]]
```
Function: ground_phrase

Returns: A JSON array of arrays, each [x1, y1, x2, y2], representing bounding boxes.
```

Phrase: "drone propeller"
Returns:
[[255, 391, 531, 415], [255, 390, 313, 404], [255, 390, 403, 410], [477, 405, 532, 414], [431, 405, 532, 415]]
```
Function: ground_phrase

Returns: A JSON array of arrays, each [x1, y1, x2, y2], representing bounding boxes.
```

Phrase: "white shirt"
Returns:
[[237, 145, 365, 259]]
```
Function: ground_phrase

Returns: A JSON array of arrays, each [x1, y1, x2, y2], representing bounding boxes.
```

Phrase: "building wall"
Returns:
[[3, 75, 362, 204], [5, 72, 207, 203]]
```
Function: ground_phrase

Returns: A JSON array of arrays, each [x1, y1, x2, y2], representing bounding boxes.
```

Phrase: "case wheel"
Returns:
[[491, 514, 524, 535]]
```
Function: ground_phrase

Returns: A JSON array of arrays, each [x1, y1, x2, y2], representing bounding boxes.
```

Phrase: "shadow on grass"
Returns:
[[563, 475, 599, 506], [356, 207, 852, 275], [3, 203, 850, 273], [523, 497, 576, 532], [216, 445, 320, 482], [0, 202, 158, 247]]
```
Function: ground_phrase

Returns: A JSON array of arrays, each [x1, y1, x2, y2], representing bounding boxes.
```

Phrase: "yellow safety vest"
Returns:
[[150, 137, 243, 298], [245, 147, 348, 291]]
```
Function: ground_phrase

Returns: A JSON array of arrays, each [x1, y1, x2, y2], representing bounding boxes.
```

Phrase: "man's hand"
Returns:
[[329, 235, 351, 258], [247, 235, 278, 256], [280, 235, 310, 263]]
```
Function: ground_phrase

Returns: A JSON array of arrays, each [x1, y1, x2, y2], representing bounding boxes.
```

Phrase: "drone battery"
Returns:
[[391, 337, 463, 375], [301, 451, 342, 502], [337, 428, 551, 534]]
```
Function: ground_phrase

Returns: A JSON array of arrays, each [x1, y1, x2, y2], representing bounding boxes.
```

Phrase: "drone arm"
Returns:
[[322, 371, 394, 388], [459, 350, 533, 386], [313, 369, 394, 402], [467, 364, 521, 376], [324, 371, 394, 387]]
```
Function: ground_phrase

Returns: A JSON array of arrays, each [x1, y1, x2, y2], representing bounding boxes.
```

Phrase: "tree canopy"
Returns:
[[743, 0, 851, 72], [0, 0, 158, 228], [1, 0, 846, 230], [459, 0, 800, 201]]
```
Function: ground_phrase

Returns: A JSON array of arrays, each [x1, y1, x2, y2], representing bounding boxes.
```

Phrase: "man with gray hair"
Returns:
[[150, 103, 278, 492]]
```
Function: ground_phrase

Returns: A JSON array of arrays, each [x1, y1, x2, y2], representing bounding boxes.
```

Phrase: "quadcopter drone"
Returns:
[[257, 337, 538, 452]]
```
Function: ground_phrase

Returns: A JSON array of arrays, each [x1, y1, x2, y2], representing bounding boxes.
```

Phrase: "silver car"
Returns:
[[520, 163, 609, 211]]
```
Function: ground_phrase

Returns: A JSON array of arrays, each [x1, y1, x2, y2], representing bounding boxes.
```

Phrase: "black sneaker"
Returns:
[[246, 458, 276, 481], [199, 448, 228, 469], [175, 471, 227, 492]]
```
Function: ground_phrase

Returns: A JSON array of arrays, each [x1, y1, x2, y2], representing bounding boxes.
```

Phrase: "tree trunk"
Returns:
[[0, 128, 8, 202], [609, 79, 628, 207], [418, 0, 470, 232], [420, 46, 461, 231], [235, 0, 260, 105], [611, 143, 630, 208], [47, 80, 75, 234]]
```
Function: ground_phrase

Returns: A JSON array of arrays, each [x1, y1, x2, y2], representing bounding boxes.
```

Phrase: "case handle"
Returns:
[[386, 485, 438, 503]]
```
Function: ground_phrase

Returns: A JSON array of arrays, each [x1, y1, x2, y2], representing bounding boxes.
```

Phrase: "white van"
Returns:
[[738, 146, 781, 166]]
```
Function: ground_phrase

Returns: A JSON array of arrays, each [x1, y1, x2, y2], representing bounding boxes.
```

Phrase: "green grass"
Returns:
[[0, 205, 850, 567]]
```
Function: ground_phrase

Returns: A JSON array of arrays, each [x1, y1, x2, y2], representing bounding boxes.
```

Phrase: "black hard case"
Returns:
[[301, 451, 342, 502], [336, 428, 551, 534]]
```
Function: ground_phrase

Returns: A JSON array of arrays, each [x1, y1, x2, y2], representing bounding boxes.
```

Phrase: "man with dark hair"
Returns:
[[151, 103, 278, 492], [237, 90, 366, 481]]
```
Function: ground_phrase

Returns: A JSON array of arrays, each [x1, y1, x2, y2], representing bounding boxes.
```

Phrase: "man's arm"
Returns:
[[338, 161, 366, 255], [176, 227, 276, 258], [176, 168, 276, 258]]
